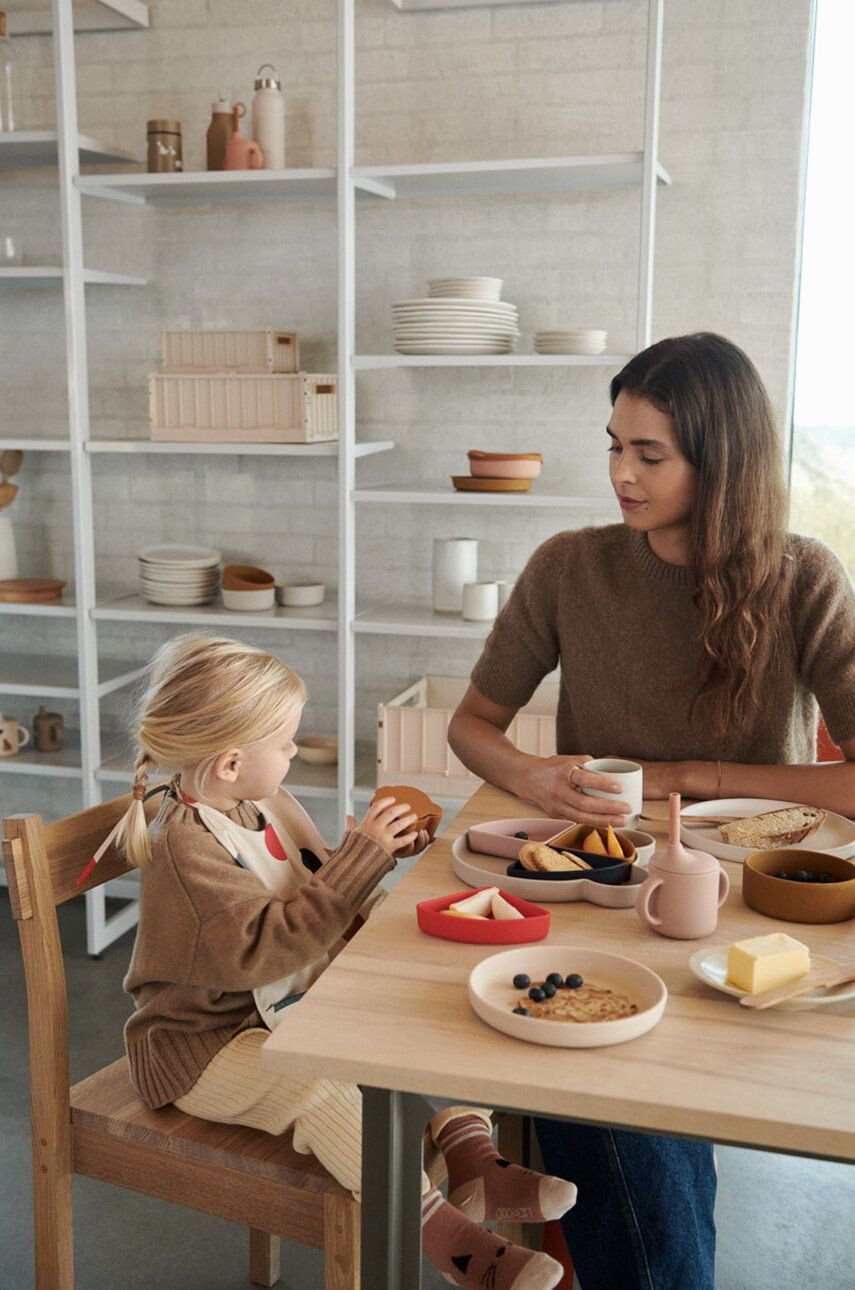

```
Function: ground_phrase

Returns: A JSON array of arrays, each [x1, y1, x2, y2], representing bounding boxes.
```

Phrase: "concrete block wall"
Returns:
[[0, 0, 814, 829]]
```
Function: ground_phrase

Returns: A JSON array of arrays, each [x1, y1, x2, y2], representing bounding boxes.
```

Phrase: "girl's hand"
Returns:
[[518, 755, 633, 827], [396, 828, 430, 859], [354, 797, 419, 855]]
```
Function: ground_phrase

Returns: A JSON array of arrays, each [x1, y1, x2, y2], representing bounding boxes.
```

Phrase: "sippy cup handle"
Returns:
[[637, 875, 664, 927], [718, 866, 730, 908]]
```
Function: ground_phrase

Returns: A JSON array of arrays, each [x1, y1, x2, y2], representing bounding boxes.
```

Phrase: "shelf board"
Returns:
[[86, 439, 394, 457], [92, 593, 338, 633], [355, 602, 493, 639], [9, 1, 149, 35], [0, 653, 141, 698], [0, 131, 138, 167], [0, 267, 147, 286], [77, 168, 341, 205], [96, 741, 376, 802], [0, 730, 83, 779], [0, 438, 71, 451], [0, 596, 76, 618], [354, 484, 617, 510], [354, 353, 630, 369], [352, 154, 671, 199], [391, 0, 562, 9]]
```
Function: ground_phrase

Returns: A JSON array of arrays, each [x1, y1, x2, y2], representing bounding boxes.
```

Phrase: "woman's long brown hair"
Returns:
[[610, 333, 790, 743]]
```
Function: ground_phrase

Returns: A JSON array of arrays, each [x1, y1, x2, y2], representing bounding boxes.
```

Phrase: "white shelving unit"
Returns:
[[0, 0, 665, 954]]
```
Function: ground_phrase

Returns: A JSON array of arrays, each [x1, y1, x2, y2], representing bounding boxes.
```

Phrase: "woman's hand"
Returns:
[[518, 755, 633, 826], [353, 798, 419, 855]]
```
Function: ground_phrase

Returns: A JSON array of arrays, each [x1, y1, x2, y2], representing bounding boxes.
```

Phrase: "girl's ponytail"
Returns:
[[114, 751, 155, 868]]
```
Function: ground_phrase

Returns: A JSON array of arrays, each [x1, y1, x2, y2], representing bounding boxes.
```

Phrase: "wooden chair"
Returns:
[[3, 794, 365, 1290]]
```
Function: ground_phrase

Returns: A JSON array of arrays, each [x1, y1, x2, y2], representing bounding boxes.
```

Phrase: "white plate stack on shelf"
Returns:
[[393, 278, 519, 355], [137, 544, 221, 606], [534, 329, 608, 355]]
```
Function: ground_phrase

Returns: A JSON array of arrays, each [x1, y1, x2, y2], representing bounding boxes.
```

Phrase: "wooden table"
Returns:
[[262, 785, 855, 1287]]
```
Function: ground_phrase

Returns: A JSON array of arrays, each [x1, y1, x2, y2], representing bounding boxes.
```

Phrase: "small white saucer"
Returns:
[[688, 946, 855, 1010]]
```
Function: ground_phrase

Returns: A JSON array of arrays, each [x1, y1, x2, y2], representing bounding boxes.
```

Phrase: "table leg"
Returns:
[[360, 1086, 429, 1290]]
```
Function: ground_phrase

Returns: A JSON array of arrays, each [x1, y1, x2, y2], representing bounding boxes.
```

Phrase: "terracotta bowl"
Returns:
[[221, 563, 275, 591], [371, 784, 443, 840], [743, 849, 855, 923], [468, 451, 543, 481]]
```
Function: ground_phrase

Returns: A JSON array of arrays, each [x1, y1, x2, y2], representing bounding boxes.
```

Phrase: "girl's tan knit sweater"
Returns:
[[123, 795, 393, 1108], [471, 526, 855, 763]]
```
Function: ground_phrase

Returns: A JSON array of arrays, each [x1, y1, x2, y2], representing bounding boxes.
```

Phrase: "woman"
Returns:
[[448, 333, 855, 1290]]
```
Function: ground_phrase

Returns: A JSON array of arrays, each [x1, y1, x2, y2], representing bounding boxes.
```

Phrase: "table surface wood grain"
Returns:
[[263, 785, 855, 1163]]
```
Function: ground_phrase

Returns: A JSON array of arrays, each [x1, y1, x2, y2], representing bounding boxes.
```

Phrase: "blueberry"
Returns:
[[528, 986, 546, 1002], [565, 973, 583, 989], [514, 831, 529, 840], [513, 973, 531, 990], [542, 981, 557, 998], [513, 1006, 531, 1017], [819, 872, 837, 883], [775, 871, 790, 880], [794, 870, 811, 883], [546, 972, 564, 988]]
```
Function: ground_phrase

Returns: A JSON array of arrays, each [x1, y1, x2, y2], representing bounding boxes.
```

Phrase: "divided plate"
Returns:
[[688, 946, 855, 1011], [468, 945, 667, 1048], [680, 798, 855, 862], [451, 834, 648, 906]]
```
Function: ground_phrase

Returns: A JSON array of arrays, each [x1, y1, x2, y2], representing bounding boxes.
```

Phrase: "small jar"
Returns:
[[147, 119, 183, 173]]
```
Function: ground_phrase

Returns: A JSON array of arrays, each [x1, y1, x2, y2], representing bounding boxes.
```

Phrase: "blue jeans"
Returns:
[[534, 1119, 716, 1290]]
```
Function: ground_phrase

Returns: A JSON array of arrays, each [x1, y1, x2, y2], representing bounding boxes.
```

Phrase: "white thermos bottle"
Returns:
[[252, 63, 285, 170]]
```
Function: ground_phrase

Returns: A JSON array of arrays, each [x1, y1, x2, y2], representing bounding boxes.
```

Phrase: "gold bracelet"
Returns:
[[715, 759, 723, 798]]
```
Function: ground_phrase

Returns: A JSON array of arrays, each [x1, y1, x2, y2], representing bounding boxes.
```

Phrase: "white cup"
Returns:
[[496, 580, 514, 609], [462, 581, 499, 622], [579, 757, 643, 827], [432, 537, 478, 613]]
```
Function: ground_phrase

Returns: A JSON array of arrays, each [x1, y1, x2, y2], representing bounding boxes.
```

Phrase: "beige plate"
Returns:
[[468, 945, 667, 1048], [0, 578, 65, 603], [688, 946, 855, 1010], [680, 798, 855, 862]]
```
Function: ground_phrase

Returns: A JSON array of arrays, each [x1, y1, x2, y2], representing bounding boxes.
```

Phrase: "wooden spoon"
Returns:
[[679, 814, 743, 827], [0, 449, 23, 479], [739, 958, 855, 1009], [0, 481, 18, 508]]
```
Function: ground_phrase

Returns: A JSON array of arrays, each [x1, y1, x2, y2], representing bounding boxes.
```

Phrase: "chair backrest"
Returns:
[[3, 793, 162, 1157]]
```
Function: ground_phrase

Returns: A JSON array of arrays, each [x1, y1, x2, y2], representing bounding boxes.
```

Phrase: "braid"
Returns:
[[115, 750, 155, 867]]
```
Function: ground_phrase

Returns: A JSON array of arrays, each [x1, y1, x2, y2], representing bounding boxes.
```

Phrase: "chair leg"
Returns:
[[248, 1228, 280, 1287], [495, 1113, 538, 1250], [323, 1192, 360, 1290]]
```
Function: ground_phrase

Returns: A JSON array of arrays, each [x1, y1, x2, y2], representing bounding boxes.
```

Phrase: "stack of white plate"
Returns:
[[534, 329, 608, 356], [428, 277, 503, 301], [137, 544, 221, 606], [392, 298, 520, 355]]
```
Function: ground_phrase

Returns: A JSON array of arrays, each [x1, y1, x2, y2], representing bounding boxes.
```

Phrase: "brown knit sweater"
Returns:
[[471, 526, 855, 763], [123, 794, 394, 1108]]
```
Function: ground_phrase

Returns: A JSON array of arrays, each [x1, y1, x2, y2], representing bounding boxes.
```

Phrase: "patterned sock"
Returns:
[[421, 1188, 563, 1289], [437, 1114, 577, 1223]]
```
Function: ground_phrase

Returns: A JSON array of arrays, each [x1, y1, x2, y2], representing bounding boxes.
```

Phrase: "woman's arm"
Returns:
[[637, 739, 855, 816], [448, 684, 634, 826]]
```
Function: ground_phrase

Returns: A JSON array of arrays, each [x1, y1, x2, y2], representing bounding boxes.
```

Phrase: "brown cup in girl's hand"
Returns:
[[371, 785, 443, 841]]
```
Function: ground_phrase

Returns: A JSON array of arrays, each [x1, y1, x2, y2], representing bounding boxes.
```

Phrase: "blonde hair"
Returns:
[[114, 633, 307, 868]]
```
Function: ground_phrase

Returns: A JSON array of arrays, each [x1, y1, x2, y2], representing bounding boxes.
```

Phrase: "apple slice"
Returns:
[[450, 886, 500, 917], [491, 892, 524, 921], [440, 909, 489, 920]]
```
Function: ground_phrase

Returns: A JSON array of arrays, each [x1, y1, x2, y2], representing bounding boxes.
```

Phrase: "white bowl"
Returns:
[[221, 586, 275, 612], [295, 736, 338, 765], [276, 582, 326, 607]]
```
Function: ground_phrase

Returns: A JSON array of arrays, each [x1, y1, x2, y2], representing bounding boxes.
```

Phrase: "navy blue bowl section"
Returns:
[[506, 852, 630, 885]]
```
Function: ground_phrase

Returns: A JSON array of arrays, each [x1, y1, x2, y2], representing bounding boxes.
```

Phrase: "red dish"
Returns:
[[416, 887, 551, 944]]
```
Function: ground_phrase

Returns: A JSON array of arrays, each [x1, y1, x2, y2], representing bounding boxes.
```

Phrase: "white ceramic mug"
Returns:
[[0, 715, 30, 757], [496, 580, 515, 609], [462, 581, 499, 622], [580, 757, 643, 827]]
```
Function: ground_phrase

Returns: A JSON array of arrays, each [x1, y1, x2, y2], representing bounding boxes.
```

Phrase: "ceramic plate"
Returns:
[[468, 945, 667, 1048], [451, 834, 648, 906], [138, 544, 221, 568], [396, 344, 515, 355], [680, 798, 855, 862], [688, 946, 855, 1010]]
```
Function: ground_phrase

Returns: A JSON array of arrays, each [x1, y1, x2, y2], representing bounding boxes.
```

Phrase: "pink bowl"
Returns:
[[470, 458, 542, 480]]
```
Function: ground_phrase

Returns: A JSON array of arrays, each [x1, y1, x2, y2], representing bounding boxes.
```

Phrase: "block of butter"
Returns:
[[727, 933, 811, 994]]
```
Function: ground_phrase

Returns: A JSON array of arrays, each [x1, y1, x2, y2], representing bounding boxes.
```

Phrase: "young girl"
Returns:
[[108, 634, 576, 1290], [448, 331, 855, 1290]]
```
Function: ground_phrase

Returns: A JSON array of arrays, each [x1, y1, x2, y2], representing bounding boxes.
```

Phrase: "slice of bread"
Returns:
[[718, 806, 826, 850], [518, 842, 583, 872]]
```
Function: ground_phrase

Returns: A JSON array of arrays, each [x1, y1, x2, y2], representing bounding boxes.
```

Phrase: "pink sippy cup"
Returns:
[[637, 792, 729, 939]]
